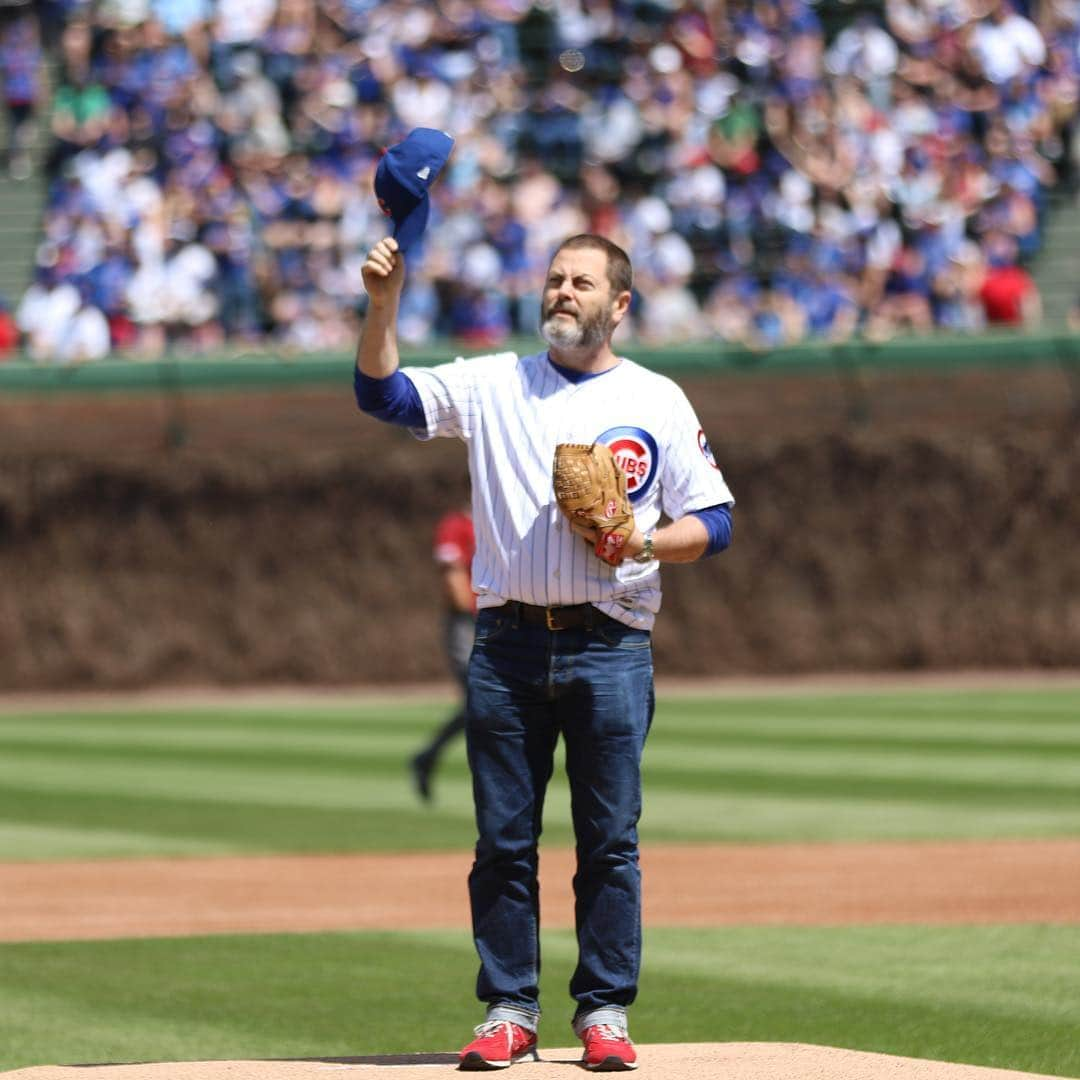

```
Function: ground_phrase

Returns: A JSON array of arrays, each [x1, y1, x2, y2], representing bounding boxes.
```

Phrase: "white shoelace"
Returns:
[[473, 1019, 512, 1038], [590, 1024, 631, 1043]]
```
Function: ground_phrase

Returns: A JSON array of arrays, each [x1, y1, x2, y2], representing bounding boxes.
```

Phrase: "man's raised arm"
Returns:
[[354, 238, 427, 427], [357, 237, 405, 379]]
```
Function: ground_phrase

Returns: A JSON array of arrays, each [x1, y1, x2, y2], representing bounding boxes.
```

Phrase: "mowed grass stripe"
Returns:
[[0, 719, 440, 757], [637, 793, 1080, 842], [658, 711, 1080, 744], [658, 724, 1080, 751], [0, 735, 459, 776], [1, 688, 1078, 859], [6, 715, 1080, 760], [0, 785, 478, 857], [4, 694, 1078, 784], [663, 689, 1080, 723], [6, 767, 1078, 858], [4, 696, 1079, 764], [0, 705, 451, 731], [606, 925, 1080, 1025], [0, 754, 449, 808], [645, 742, 1080, 785], [8, 689, 1080, 737], [1, 738, 1076, 812], [3, 723, 1079, 793], [0, 926, 1078, 1075], [0, 822, 240, 858], [5, 784, 1079, 861], [0, 931, 480, 1071], [642, 764, 1079, 806]]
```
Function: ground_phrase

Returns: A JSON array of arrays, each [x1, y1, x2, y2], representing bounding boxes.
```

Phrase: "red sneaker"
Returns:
[[459, 1020, 538, 1070], [580, 1024, 638, 1071]]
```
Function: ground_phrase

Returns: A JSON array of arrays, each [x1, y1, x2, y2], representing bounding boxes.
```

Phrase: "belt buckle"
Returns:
[[545, 607, 559, 631]]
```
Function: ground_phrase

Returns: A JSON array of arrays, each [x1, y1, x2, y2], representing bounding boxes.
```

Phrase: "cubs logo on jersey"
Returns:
[[697, 429, 720, 469], [596, 426, 658, 503]]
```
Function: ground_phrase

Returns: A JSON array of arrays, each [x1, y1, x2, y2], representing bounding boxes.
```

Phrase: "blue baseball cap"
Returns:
[[373, 128, 455, 254]]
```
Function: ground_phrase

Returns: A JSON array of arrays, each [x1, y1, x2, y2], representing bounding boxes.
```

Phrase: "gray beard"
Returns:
[[540, 307, 611, 352]]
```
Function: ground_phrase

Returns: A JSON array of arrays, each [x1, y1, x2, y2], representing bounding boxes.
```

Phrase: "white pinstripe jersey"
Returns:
[[404, 351, 734, 630]]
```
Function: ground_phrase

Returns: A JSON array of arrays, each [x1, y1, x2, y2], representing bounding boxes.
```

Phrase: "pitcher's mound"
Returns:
[[3, 1043, 1076, 1080]]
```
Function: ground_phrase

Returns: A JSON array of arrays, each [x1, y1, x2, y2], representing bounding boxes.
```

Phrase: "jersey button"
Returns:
[[553, 569, 561, 579]]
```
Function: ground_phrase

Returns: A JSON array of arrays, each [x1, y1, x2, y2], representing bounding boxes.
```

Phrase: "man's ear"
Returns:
[[611, 289, 632, 326]]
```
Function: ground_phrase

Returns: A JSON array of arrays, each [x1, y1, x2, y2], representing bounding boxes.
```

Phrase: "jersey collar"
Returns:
[[545, 352, 623, 384]]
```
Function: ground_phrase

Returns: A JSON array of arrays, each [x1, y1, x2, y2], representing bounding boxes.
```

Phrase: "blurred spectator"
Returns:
[[933, 239, 987, 333], [11, 0, 1080, 362], [0, 13, 42, 179], [636, 230, 706, 343], [978, 231, 1042, 325], [47, 68, 113, 180], [56, 285, 112, 363], [0, 295, 17, 359], [15, 268, 81, 361], [969, 0, 1046, 86], [152, 0, 212, 40], [1068, 292, 1080, 332], [11, 267, 110, 360]]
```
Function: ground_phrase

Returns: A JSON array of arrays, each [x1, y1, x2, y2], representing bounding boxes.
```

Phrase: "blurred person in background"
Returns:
[[410, 503, 476, 804], [0, 295, 18, 360], [978, 230, 1042, 326], [47, 69, 114, 181], [1068, 291, 1080, 331], [16, 266, 80, 361], [55, 283, 112, 363], [0, 12, 42, 179]]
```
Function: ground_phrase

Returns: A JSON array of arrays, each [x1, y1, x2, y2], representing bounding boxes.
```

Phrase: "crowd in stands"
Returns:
[[1, 0, 1076, 361]]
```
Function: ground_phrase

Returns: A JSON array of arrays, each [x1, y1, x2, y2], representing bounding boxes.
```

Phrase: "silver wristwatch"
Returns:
[[633, 531, 655, 564]]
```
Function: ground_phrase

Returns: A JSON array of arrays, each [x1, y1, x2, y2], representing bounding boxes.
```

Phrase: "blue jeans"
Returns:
[[465, 605, 655, 1027]]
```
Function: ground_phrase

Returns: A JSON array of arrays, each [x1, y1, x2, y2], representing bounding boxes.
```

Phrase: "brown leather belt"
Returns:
[[498, 601, 603, 631]]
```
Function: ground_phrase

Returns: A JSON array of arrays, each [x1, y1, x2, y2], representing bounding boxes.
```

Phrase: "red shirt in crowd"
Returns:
[[0, 311, 18, 358], [979, 265, 1036, 325]]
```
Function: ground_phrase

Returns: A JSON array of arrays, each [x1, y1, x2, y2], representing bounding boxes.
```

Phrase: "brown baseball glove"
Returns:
[[553, 442, 634, 566]]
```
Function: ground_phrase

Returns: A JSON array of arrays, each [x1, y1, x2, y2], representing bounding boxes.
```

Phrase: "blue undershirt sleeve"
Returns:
[[354, 369, 426, 427], [689, 503, 733, 557]]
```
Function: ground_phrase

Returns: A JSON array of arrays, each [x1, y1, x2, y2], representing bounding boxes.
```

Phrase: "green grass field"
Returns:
[[1, 688, 1079, 860], [1, 686, 1078, 1075], [2, 926, 1079, 1075]]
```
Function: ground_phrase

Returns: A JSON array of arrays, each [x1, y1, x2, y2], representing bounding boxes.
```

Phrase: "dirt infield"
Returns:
[[4, 1043, 1078, 1080], [3, 838, 1078, 943]]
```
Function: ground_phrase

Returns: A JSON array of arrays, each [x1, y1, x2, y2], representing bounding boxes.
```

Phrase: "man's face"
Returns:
[[540, 247, 622, 351]]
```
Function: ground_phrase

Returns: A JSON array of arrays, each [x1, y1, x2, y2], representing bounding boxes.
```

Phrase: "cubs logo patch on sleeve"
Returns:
[[698, 429, 720, 469], [596, 426, 658, 503]]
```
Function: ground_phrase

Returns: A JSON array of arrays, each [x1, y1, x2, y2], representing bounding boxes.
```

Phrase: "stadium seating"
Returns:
[[4, 0, 1078, 360]]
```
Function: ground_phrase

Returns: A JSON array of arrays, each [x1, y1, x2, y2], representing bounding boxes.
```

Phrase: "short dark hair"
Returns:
[[552, 234, 633, 297]]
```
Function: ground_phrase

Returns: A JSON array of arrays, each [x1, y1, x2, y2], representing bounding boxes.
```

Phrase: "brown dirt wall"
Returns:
[[1, 364, 1079, 690]]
